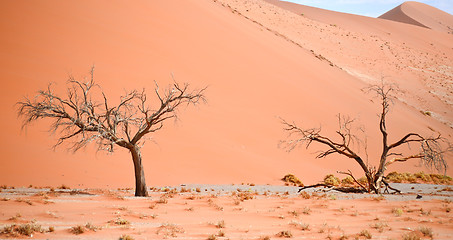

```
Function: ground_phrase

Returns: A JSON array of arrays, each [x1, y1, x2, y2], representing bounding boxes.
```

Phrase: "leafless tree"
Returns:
[[17, 67, 206, 196], [281, 82, 451, 194]]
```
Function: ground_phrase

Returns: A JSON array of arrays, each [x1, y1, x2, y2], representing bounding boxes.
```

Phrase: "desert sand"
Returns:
[[1, 0, 452, 189], [1, 184, 453, 239], [1, 0, 453, 239], [379, 1, 453, 34]]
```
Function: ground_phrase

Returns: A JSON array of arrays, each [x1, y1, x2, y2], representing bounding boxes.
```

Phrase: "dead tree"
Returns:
[[281, 82, 450, 194], [17, 67, 206, 196]]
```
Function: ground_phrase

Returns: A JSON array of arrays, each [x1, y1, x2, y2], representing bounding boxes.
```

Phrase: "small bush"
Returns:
[[282, 174, 304, 187], [156, 223, 185, 238], [418, 226, 433, 238], [119, 235, 134, 240], [216, 220, 225, 229], [1, 223, 44, 237], [113, 218, 129, 225], [70, 225, 85, 235], [217, 230, 225, 237], [402, 232, 421, 240], [324, 174, 340, 186], [289, 221, 310, 231], [237, 192, 254, 201], [370, 222, 389, 233], [18, 223, 43, 236], [357, 177, 368, 186], [359, 229, 372, 239], [276, 230, 293, 238], [341, 176, 354, 185], [208, 234, 217, 240], [392, 208, 403, 217]]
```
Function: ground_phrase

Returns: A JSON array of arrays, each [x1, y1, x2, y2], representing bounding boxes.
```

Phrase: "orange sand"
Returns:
[[1, 186, 453, 239], [0, 0, 452, 190]]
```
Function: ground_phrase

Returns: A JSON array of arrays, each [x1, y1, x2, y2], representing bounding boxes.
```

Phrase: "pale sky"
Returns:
[[285, 0, 453, 17]]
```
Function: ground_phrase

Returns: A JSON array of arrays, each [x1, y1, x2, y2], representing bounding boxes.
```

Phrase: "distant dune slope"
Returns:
[[0, 0, 452, 188], [379, 1, 453, 34], [261, 0, 453, 128]]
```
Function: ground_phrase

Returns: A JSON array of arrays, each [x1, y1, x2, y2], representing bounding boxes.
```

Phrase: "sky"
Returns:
[[286, 0, 453, 17]]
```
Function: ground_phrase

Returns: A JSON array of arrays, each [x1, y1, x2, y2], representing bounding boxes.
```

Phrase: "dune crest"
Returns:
[[379, 1, 453, 34]]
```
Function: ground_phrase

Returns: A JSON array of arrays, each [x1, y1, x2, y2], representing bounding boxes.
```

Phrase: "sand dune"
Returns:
[[379, 1, 453, 34], [0, 0, 452, 189]]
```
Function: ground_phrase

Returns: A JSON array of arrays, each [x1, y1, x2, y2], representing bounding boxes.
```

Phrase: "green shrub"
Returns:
[[341, 176, 354, 185], [324, 174, 340, 186]]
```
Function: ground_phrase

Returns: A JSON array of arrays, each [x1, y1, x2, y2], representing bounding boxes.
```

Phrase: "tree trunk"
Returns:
[[130, 146, 148, 197]]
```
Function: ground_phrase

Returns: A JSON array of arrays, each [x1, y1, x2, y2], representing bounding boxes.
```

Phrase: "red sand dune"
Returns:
[[0, 0, 452, 189], [379, 1, 453, 34]]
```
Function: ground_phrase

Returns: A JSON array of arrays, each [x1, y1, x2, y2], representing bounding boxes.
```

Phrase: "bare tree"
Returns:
[[17, 67, 206, 196], [281, 82, 450, 194]]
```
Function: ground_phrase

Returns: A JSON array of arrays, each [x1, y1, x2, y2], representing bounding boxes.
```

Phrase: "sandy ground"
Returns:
[[1, 0, 453, 189], [1, 184, 452, 240]]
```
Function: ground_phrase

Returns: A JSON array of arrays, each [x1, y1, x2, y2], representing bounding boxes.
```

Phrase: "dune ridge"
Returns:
[[379, 1, 453, 34]]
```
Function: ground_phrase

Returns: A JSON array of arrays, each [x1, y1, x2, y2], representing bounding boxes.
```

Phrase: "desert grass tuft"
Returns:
[[156, 223, 185, 238], [324, 174, 340, 186], [282, 174, 304, 187], [70, 225, 85, 235], [418, 226, 433, 238], [276, 230, 293, 238], [359, 229, 372, 239], [392, 207, 403, 217], [119, 234, 135, 240], [216, 220, 225, 229], [1, 223, 44, 237], [401, 232, 421, 240]]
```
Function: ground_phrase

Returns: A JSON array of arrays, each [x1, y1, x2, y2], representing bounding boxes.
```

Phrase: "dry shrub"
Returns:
[[386, 172, 452, 184], [156, 223, 185, 238], [113, 218, 129, 225], [418, 226, 433, 238], [357, 177, 368, 186], [207, 234, 217, 240], [359, 229, 372, 239], [282, 174, 304, 187], [429, 173, 452, 184], [276, 230, 293, 238], [119, 234, 135, 240], [289, 221, 310, 231], [237, 192, 254, 201], [216, 220, 225, 229], [401, 232, 421, 240], [341, 176, 354, 186], [8, 213, 22, 221], [85, 222, 100, 231], [70, 225, 85, 235], [69, 223, 100, 235], [217, 230, 225, 237], [370, 222, 389, 233], [392, 208, 403, 217], [1, 223, 44, 237], [324, 174, 340, 186]]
